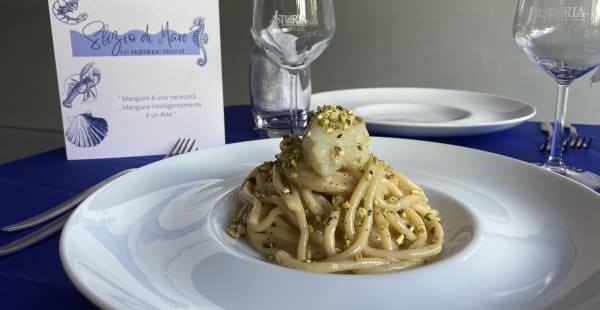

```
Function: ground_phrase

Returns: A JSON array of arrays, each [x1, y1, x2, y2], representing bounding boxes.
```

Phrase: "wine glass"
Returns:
[[513, 0, 600, 189], [251, 0, 335, 135]]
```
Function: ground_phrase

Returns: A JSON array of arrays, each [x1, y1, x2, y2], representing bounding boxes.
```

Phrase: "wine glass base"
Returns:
[[256, 128, 288, 138], [538, 164, 600, 190]]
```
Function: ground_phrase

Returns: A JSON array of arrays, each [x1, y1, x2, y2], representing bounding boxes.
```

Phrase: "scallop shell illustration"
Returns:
[[65, 112, 109, 148]]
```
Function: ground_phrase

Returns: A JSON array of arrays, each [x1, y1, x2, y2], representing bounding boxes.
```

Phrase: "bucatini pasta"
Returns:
[[227, 105, 443, 274]]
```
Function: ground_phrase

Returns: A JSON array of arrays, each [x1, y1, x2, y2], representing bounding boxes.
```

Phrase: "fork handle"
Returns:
[[1, 169, 134, 232]]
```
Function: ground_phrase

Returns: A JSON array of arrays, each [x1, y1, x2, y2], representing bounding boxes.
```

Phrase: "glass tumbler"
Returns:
[[249, 46, 311, 138]]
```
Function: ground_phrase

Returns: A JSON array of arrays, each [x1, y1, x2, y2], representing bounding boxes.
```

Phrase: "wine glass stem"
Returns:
[[544, 83, 570, 174], [289, 70, 300, 135]]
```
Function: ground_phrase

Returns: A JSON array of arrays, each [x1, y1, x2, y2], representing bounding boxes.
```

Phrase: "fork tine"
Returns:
[[582, 136, 592, 149], [165, 138, 182, 158], [167, 138, 196, 157], [187, 139, 196, 152], [569, 135, 578, 148], [575, 136, 584, 148], [178, 138, 190, 155]]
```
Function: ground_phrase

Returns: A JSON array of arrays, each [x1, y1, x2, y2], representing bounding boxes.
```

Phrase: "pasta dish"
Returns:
[[228, 105, 444, 274]]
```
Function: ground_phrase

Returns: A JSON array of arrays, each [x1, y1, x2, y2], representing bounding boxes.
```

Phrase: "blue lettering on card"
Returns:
[[70, 18, 208, 61]]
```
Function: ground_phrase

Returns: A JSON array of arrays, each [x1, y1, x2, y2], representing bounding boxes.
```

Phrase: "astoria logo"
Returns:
[[535, 7, 587, 19], [271, 13, 309, 26]]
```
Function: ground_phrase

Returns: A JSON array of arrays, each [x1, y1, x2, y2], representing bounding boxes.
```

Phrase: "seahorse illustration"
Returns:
[[62, 62, 101, 108], [190, 17, 209, 66], [52, 0, 88, 25]]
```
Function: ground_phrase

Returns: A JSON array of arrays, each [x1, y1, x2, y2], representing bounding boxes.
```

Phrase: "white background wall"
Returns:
[[1, 0, 599, 143]]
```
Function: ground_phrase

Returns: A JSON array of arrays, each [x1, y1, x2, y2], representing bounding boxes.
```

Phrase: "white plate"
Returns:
[[310, 88, 536, 137], [61, 138, 600, 310]]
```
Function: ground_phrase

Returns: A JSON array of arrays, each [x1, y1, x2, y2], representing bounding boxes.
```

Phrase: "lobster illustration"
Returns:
[[62, 62, 101, 108], [190, 17, 209, 66], [52, 0, 88, 25]]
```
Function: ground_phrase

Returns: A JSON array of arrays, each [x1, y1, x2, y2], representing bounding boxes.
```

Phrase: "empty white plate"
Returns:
[[311, 88, 536, 137]]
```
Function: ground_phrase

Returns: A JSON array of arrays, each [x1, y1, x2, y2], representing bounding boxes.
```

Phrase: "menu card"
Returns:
[[47, 0, 224, 159]]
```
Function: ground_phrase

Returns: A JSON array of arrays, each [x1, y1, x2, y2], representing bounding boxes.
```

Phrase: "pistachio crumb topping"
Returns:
[[310, 105, 363, 134]]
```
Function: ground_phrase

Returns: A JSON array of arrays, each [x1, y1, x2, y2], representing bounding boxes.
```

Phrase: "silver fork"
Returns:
[[563, 124, 593, 149], [570, 135, 593, 149], [539, 122, 580, 152], [0, 138, 196, 257]]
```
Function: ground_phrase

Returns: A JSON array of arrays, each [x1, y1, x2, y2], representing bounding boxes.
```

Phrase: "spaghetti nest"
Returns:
[[228, 106, 444, 274]]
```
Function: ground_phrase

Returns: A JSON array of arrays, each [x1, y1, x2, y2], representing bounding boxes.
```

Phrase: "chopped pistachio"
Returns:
[[357, 207, 368, 217], [359, 164, 368, 173], [395, 234, 405, 245], [226, 226, 240, 238]]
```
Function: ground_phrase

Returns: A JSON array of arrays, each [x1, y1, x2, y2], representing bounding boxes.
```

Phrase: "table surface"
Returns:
[[1, 105, 599, 308]]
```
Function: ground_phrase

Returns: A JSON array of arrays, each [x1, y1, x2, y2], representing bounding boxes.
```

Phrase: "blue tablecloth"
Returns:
[[1, 105, 599, 308]]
